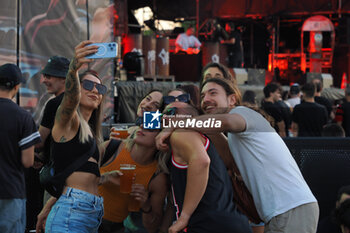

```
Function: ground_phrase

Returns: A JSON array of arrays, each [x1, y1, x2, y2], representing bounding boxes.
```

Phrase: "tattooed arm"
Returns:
[[54, 41, 98, 129]]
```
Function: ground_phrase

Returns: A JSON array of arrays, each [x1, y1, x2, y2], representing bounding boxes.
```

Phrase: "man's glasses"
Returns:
[[163, 93, 190, 105], [82, 79, 107, 95]]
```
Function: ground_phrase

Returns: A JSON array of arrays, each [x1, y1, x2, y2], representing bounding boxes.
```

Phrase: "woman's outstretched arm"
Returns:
[[54, 41, 98, 129]]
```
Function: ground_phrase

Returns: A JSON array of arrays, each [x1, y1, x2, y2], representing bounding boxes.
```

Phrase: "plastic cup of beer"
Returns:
[[128, 195, 140, 212], [111, 126, 129, 139], [119, 164, 136, 193]]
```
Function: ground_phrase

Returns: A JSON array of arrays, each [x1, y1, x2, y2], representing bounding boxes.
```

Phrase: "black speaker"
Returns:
[[123, 52, 144, 80]]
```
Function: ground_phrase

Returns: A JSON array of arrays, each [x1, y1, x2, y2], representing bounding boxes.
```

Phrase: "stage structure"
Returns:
[[301, 15, 335, 74]]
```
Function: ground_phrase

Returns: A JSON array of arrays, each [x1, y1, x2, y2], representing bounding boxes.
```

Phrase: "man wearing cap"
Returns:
[[0, 63, 41, 232], [26, 56, 69, 230], [35, 56, 69, 163], [25, 56, 69, 230], [286, 84, 301, 108]]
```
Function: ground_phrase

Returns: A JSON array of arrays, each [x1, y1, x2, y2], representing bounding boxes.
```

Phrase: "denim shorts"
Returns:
[[45, 187, 104, 233], [0, 198, 26, 233]]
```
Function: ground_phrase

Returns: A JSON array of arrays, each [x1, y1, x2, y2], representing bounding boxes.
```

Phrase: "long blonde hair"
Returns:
[[124, 127, 170, 174], [78, 70, 105, 146]]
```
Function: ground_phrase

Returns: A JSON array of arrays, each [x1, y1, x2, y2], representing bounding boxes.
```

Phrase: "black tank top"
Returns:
[[170, 135, 251, 233], [51, 127, 100, 177]]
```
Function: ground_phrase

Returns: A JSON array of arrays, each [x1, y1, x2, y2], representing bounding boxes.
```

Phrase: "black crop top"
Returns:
[[51, 127, 100, 177]]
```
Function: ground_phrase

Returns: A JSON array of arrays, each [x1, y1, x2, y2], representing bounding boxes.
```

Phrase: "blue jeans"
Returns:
[[0, 198, 26, 233], [45, 187, 104, 233]]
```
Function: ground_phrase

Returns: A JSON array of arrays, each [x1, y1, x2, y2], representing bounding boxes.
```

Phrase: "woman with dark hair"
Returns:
[[175, 84, 200, 110], [111, 89, 163, 140], [36, 41, 113, 233], [136, 90, 163, 118]]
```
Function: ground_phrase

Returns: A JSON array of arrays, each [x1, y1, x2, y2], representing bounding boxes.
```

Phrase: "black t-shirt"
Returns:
[[40, 93, 64, 161], [276, 100, 292, 136], [261, 100, 284, 133], [0, 98, 41, 198], [341, 101, 350, 136], [41, 92, 64, 129], [315, 96, 333, 120], [292, 102, 328, 137], [261, 101, 283, 122], [227, 30, 242, 53], [317, 215, 342, 233]]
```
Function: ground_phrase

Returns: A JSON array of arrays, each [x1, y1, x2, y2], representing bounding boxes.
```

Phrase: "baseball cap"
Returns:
[[41, 56, 70, 78], [0, 63, 24, 88], [290, 83, 300, 95]]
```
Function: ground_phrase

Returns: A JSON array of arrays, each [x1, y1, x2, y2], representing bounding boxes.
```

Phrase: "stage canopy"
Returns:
[[128, 0, 350, 20]]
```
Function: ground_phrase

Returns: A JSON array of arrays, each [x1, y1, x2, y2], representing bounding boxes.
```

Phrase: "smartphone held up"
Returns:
[[85, 42, 118, 59]]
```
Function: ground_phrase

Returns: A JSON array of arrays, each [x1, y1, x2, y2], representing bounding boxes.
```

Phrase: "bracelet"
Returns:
[[140, 205, 152, 213]]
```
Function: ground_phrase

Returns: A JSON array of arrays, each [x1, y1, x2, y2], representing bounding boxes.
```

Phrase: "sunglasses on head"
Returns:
[[82, 79, 107, 95], [163, 93, 190, 105]]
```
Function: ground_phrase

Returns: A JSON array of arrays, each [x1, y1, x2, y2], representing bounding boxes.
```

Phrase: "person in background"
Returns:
[[261, 83, 286, 137], [312, 79, 334, 121], [242, 90, 257, 106], [334, 200, 350, 233], [220, 22, 244, 68], [286, 83, 301, 109], [333, 199, 350, 233], [36, 56, 70, 163], [292, 82, 328, 137], [0, 63, 41, 233], [276, 85, 292, 137], [25, 55, 70, 231], [200, 62, 235, 85], [318, 185, 350, 233], [175, 26, 201, 54], [335, 85, 350, 137], [321, 123, 345, 137]]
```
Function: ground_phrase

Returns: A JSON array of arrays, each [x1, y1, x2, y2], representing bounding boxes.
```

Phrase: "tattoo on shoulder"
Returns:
[[59, 136, 67, 142]]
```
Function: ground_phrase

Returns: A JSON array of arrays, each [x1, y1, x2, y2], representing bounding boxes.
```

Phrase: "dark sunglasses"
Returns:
[[82, 79, 107, 95], [163, 93, 190, 105]]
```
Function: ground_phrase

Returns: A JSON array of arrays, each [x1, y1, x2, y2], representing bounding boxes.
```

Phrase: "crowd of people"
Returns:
[[0, 39, 350, 233]]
